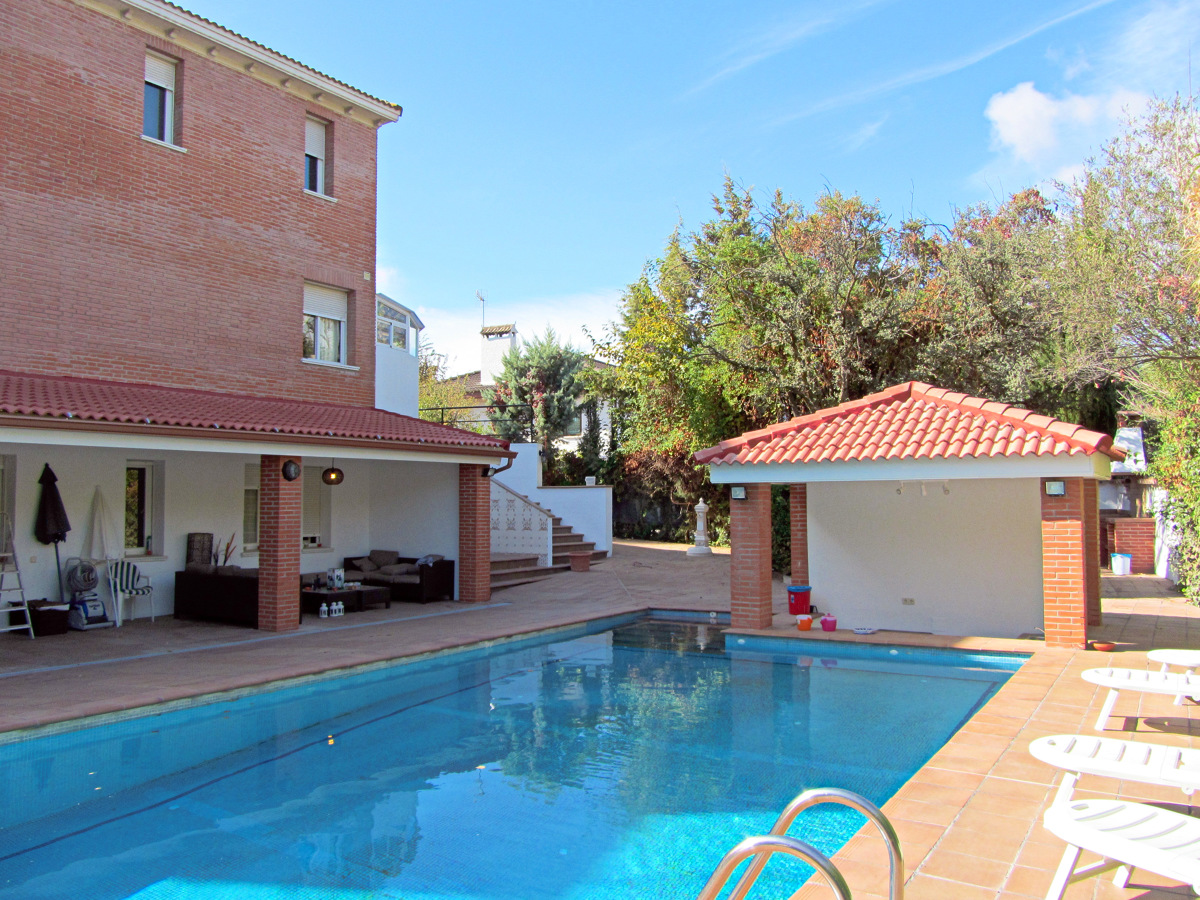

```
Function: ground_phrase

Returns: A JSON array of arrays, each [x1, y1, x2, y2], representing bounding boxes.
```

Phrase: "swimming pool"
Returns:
[[0, 615, 1023, 899]]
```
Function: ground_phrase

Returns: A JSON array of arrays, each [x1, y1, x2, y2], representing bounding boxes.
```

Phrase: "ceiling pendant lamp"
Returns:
[[322, 458, 344, 486]]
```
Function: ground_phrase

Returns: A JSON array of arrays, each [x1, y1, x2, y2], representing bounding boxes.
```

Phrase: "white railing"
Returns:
[[490, 479, 554, 566]]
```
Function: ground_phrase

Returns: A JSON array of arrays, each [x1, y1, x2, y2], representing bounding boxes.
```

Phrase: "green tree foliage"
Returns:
[[485, 329, 587, 453], [417, 339, 482, 431]]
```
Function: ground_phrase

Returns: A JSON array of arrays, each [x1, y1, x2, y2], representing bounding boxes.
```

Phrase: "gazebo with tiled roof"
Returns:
[[694, 382, 1124, 648]]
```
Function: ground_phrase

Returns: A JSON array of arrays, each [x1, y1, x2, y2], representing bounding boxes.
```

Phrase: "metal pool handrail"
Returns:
[[694, 834, 852, 900], [725, 787, 904, 900]]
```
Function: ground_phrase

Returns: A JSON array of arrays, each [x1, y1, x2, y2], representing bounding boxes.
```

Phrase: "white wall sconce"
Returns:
[[730, 486, 747, 500], [1044, 480, 1066, 496]]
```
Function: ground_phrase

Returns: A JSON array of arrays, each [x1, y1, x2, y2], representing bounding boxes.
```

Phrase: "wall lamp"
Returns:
[[281, 460, 301, 481]]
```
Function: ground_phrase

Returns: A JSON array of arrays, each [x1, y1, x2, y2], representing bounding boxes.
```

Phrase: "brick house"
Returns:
[[0, 0, 512, 628], [694, 383, 1123, 649]]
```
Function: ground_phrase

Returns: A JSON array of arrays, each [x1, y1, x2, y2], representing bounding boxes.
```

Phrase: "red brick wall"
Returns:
[[1041, 478, 1092, 649], [458, 464, 491, 602], [789, 483, 809, 586], [1084, 479, 1101, 626], [730, 484, 773, 629], [1113, 518, 1156, 574], [0, 0, 380, 405], [257, 454, 301, 632]]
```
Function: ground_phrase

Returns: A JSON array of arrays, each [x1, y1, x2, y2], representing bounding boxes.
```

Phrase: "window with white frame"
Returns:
[[125, 460, 164, 556], [302, 282, 348, 364], [305, 116, 327, 194], [143, 52, 177, 144], [376, 298, 411, 352], [243, 464, 260, 551], [301, 466, 331, 548]]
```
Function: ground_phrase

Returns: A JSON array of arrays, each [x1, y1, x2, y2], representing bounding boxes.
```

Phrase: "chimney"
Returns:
[[480, 324, 518, 386]]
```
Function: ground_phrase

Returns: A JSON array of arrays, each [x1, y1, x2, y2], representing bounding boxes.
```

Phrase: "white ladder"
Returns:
[[0, 514, 34, 639]]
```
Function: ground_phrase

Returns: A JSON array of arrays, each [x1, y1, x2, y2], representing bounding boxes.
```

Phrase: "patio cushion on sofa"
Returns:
[[370, 573, 419, 585], [352, 557, 378, 572], [379, 563, 419, 575], [343, 570, 366, 582], [368, 549, 399, 568]]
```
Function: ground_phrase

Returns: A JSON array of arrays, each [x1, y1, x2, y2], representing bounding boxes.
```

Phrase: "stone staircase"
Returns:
[[491, 516, 607, 590]]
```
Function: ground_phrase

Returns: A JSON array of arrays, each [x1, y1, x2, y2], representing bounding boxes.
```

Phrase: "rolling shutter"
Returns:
[[303, 283, 347, 321], [305, 117, 326, 161], [302, 467, 324, 543], [145, 53, 176, 90]]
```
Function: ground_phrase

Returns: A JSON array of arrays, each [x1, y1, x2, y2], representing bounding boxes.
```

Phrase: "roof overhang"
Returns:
[[706, 452, 1112, 485], [75, 0, 402, 127], [0, 419, 512, 466]]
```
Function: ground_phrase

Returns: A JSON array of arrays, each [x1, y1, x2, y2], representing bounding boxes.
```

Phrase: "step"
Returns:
[[552, 533, 589, 547], [552, 549, 608, 566], [552, 525, 573, 535], [491, 563, 569, 588], [490, 553, 543, 573]]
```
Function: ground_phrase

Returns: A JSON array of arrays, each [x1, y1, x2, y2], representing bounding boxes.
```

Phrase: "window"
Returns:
[[143, 52, 177, 144], [124, 461, 164, 556], [301, 466, 331, 548], [241, 464, 331, 550], [376, 298, 410, 351], [563, 410, 583, 436], [243, 464, 260, 551], [305, 116, 327, 194], [302, 282, 348, 364]]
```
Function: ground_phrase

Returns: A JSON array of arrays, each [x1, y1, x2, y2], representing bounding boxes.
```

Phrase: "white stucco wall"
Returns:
[[1, 445, 462, 618], [807, 478, 1044, 638], [367, 461, 460, 590], [374, 343, 420, 417]]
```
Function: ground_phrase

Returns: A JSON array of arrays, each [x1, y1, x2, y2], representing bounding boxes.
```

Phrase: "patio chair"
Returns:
[[1082, 667, 1200, 730], [1042, 798, 1200, 900], [1148, 649, 1200, 705], [108, 559, 153, 626], [1029, 734, 1200, 804]]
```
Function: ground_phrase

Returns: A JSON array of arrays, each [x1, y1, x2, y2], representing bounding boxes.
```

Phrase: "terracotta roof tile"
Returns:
[[694, 381, 1123, 467], [0, 370, 509, 457]]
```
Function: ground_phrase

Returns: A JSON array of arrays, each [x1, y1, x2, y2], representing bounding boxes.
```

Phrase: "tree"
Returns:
[[417, 340, 480, 431], [485, 329, 587, 454]]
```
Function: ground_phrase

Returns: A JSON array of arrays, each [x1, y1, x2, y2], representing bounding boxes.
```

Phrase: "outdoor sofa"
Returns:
[[342, 550, 455, 604], [173, 564, 301, 628]]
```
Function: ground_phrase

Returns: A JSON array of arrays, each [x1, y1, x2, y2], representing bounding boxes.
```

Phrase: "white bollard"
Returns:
[[687, 498, 714, 557]]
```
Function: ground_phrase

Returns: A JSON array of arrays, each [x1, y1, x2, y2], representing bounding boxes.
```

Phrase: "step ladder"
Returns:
[[695, 787, 903, 900], [0, 514, 34, 639]]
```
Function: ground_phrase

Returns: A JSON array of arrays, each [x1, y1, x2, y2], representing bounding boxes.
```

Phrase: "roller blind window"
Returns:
[[143, 52, 176, 144], [305, 117, 327, 194], [302, 282, 348, 364]]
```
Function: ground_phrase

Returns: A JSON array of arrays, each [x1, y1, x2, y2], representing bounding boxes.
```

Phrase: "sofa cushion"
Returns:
[[343, 570, 366, 583], [379, 563, 419, 575], [368, 573, 420, 585], [368, 549, 399, 568], [352, 557, 378, 572]]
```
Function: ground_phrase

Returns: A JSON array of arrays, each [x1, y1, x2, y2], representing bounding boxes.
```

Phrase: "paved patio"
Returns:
[[1, 540, 1195, 899]]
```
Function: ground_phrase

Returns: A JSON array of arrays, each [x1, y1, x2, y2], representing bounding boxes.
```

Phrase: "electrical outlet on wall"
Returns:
[[29, 555, 36, 564], [901, 597, 915, 606]]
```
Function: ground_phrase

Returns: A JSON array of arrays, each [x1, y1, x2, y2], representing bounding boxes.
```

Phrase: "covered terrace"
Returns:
[[694, 382, 1124, 648]]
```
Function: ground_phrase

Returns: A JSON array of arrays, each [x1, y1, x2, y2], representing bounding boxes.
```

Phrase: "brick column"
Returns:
[[1041, 477, 1089, 649], [730, 483, 773, 629], [1113, 518, 1156, 574], [458, 463, 491, 602], [790, 483, 809, 586], [1083, 479, 1101, 626], [258, 455, 301, 632]]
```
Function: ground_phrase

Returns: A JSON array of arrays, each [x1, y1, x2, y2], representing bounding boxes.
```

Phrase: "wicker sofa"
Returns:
[[342, 551, 455, 604], [173, 565, 301, 628]]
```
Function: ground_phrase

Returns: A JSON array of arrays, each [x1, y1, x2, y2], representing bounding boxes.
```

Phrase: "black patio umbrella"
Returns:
[[34, 464, 71, 603]]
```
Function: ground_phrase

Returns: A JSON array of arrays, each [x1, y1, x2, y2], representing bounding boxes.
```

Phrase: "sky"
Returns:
[[182, 0, 1199, 375]]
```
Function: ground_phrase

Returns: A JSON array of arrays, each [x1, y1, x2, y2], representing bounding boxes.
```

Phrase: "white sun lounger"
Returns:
[[1082, 667, 1200, 730], [1029, 734, 1200, 803], [1043, 798, 1200, 899], [1148, 649, 1200, 705]]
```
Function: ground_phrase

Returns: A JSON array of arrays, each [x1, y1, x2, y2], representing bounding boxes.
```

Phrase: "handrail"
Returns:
[[694, 834, 852, 900], [726, 787, 904, 900]]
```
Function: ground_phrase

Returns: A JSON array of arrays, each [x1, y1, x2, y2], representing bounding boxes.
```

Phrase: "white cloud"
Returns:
[[417, 289, 624, 377], [375, 265, 407, 298], [845, 114, 889, 152]]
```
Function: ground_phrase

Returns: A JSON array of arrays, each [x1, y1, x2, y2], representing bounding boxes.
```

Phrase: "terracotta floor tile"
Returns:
[[905, 873, 1003, 899], [920, 849, 1012, 889]]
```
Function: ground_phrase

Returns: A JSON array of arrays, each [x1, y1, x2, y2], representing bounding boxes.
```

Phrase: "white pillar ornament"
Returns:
[[687, 498, 713, 557]]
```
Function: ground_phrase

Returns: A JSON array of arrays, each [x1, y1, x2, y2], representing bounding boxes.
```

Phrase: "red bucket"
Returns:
[[786, 585, 811, 615]]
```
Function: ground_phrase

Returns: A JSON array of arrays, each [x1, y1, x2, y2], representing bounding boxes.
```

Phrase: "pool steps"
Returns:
[[697, 787, 904, 900]]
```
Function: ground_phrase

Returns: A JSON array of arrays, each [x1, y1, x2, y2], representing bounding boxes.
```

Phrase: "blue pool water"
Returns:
[[0, 616, 1023, 899]]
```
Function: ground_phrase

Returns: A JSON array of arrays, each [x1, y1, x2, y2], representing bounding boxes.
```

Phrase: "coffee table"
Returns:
[[301, 585, 391, 616]]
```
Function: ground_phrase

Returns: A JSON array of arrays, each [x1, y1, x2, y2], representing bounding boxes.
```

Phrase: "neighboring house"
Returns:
[[440, 324, 612, 454], [0, 0, 510, 629]]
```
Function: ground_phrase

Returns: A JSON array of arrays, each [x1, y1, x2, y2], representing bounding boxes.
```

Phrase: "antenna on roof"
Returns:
[[477, 291, 485, 329]]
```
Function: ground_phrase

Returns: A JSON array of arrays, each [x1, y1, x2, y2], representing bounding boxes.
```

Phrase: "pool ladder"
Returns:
[[694, 787, 903, 900]]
